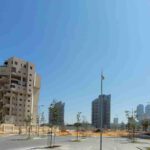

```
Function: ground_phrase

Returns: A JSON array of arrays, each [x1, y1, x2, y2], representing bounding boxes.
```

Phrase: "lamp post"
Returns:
[[100, 73, 104, 150]]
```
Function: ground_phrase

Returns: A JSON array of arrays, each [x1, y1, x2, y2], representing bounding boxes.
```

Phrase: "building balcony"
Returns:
[[3, 103, 10, 108], [0, 84, 9, 91], [3, 107, 10, 115], [0, 76, 9, 85], [11, 78, 21, 84], [4, 115, 16, 124], [4, 92, 11, 97], [11, 74, 21, 80], [10, 83, 19, 91], [0, 66, 10, 76]]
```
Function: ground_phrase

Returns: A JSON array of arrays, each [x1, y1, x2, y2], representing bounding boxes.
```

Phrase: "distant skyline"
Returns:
[[1, 0, 150, 123]]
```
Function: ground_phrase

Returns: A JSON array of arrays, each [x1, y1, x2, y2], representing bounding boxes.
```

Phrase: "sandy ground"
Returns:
[[59, 130, 128, 137]]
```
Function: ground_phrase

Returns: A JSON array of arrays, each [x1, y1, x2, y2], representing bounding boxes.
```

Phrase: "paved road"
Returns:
[[0, 135, 150, 150]]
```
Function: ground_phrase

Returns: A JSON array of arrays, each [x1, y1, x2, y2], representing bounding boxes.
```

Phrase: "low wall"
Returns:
[[0, 124, 59, 135]]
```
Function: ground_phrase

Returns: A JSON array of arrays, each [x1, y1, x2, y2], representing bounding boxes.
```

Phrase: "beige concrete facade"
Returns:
[[0, 57, 40, 126]]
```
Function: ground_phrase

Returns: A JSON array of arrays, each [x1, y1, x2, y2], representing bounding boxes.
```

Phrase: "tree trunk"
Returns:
[[28, 125, 31, 139], [53, 131, 56, 146], [77, 127, 79, 141], [49, 127, 53, 147]]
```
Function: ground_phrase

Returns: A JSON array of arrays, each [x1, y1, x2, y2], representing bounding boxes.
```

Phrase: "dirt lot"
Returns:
[[59, 130, 128, 137]]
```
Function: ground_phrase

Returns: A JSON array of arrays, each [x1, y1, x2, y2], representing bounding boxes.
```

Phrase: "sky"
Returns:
[[0, 0, 150, 124]]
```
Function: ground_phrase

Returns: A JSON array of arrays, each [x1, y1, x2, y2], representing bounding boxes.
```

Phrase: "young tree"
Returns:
[[41, 112, 45, 134], [125, 110, 137, 142], [81, 115, 89, 137], [18, 125, 22, 135], [36, 114, 40, 136], [74, 112, 82, 141], [0, 103, 3, 124], [120, 122, 126, 130], [142, 119, 149, 131], [48, 100, 59, 148], [24, 114, 32, 139]]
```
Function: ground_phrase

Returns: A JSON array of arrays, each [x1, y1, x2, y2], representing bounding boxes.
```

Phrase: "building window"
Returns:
[[29, 74, 32, 76], [11, 67, 16, 73], [15, 61, 18, 65], [30, 66, 33, 70], [24, 65, 26, 68], [10, 85, 15, 88], [23, 77, 26, 82]]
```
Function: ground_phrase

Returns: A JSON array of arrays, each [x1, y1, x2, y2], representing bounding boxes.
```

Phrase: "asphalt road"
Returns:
[[0, 135, 150, 150]]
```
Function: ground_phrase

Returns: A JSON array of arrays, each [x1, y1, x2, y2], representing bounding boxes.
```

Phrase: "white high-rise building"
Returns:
[[145, 104, 150, 119], [113, 117, 118, 125], [137, 104, 144, 121], [92, 94, 111, 129]]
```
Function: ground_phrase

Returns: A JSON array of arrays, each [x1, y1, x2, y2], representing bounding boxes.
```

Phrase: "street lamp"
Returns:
[[100, 72, 104, 150]]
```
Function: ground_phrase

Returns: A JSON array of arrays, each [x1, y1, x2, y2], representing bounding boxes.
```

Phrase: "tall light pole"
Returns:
[[100, 72, 104, 150]]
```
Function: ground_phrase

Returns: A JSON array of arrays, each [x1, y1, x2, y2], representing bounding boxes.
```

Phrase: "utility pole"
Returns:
[[100, 72, 104, 150]]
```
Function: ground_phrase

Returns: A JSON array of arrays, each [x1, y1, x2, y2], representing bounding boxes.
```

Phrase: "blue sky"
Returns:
[[0, 0, 150, 123]]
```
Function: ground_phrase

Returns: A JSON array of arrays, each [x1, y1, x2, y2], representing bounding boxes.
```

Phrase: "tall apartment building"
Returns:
[[49, 101, 65, 126], [137, 104, 144, 121], [92, 94, 111, 129], [0, 57, 40, 126], [145, 104, 150, 119], [113, 117, 118, 125]]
